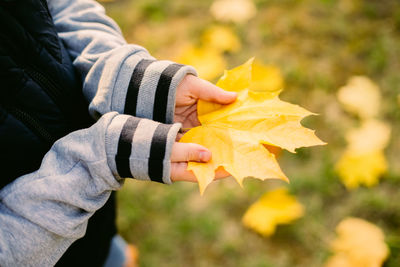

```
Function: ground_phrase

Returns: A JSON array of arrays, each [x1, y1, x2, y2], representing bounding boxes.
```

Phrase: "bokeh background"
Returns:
[[98, 0, 400, 266]]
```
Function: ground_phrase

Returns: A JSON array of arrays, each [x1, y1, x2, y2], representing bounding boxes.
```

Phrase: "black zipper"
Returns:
[[5, 106, 55, 144]]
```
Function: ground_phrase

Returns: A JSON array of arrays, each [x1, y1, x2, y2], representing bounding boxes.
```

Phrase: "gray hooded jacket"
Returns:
[[0, 0, 196, 265]]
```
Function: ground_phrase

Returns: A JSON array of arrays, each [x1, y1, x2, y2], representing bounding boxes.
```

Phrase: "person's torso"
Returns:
[[0, 1, 116, 265], [0, 0, 92, 186]]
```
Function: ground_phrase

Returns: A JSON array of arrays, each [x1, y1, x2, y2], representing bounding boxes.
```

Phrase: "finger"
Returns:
[[171, 162, 197, 182], [171, 142, 211, 162], [189, 76, 237, 104]]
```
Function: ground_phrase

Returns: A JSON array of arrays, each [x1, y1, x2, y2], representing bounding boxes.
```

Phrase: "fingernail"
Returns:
[[228, 91, 237, 96], [227, 92, 238, 99], [200, 151, 211, 162]]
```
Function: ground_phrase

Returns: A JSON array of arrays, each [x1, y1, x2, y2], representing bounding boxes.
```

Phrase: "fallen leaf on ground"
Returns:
[[210, 0, 256, 23], [242, 188, 304, 236], [336, 150, 387, 189], [346, 120, 391, 154], [336, 120, 391, 189], [325, 217, 389, 267], [337, 76, 381, 119]]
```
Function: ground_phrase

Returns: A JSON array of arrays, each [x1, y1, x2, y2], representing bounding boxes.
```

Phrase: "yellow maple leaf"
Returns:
[[325, 217, 389, 267], [181, 126, 288, 194], [337, 76, 381, 119], [180, 58, 325, 194], [336, 150, 387, 189], [198, 58, 287, 117], [201, 25, 241, 53], [176, 45, 226, 81], [242, 188, 304, 236], [346, 120, 391, 154], [335, 120, 391, 189]]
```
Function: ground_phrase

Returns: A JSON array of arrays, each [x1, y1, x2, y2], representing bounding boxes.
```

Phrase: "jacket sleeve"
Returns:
[[47, 0, 197, 123], [0, 112, 181, 267]]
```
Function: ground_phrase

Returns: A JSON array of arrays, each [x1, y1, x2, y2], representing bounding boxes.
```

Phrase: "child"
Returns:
[[0, 0, 235, 266]]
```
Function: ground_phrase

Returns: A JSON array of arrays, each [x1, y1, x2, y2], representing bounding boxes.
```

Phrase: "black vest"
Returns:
[[0, 0, 116, 265]]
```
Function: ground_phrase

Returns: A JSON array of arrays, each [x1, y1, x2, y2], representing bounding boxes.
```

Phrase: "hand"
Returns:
[[174, 75, 237, 131], [172, 75, 236, 182], [170, 142, 230, 182]]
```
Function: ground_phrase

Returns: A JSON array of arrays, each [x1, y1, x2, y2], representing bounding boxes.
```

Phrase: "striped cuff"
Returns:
[[113, 58, 197, 124], [105, 114, 181, 184]]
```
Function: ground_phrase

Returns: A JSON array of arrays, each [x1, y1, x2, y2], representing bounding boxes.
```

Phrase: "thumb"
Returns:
[[171, 142, 212, 162], [189, 76, 237, 104]]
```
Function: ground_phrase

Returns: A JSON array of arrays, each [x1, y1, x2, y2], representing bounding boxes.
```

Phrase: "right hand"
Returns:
[[174, 75, 237, 129], [170, 142, 230, 182]]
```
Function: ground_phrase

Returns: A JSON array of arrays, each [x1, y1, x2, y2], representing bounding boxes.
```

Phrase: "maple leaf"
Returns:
[[336, 150, 387, 189], [335, 120, 391, 189], [180, 58, 326, 194], [337, 76, 381, 119], [181, 126, 288, 194], [242, 188, 304, 236], [325, 217, 390, 267], [345, 120, 391, 153]]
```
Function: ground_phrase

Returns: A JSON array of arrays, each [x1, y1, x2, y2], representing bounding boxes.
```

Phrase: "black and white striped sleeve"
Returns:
[[116, 58, 196, 123], [105, 114, 181, 184], [49, 0, 197, 123], [85, 49, 197, 124]]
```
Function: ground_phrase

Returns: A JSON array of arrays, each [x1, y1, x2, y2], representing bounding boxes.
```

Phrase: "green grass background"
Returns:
[[99, 0, 400, 266]]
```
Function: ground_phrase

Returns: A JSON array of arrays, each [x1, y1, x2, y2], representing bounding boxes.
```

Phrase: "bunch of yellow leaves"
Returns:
[[242, 188, 304, 236], [325, 217, 389, 267], [336, 76, 391, 189], [180, 58, 326, 194]]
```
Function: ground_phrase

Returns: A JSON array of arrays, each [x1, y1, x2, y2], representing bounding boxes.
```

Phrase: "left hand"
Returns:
[[174, 75, 237, 132]]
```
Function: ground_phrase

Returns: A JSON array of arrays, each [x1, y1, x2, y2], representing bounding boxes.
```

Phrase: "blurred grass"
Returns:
[[99, 0, 400, 266]]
